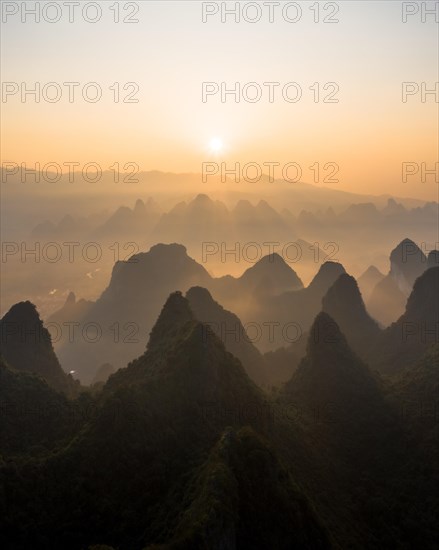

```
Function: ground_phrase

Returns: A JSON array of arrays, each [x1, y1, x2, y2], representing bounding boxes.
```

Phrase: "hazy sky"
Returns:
[[1, 1, 438, 200]]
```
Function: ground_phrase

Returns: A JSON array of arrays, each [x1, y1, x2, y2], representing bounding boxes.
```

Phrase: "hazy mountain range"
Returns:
[[1, 259, 438, 548]]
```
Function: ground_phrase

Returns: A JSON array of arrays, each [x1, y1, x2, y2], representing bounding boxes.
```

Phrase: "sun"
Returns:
[[209, 137, 224, 154]]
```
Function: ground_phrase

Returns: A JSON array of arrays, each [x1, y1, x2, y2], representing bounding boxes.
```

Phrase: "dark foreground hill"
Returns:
[[0, 292, 328, 550], [1, 293, 438, 549]]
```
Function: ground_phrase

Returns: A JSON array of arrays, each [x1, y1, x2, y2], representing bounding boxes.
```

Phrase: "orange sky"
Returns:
[[1, 1, 438, 201]]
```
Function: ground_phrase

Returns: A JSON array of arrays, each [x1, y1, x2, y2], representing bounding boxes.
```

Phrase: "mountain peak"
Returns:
[[322, 274, 381, 357], [134, 198, 146, 213], [185, 286, 268, 385], [285, 311, 379, 412], [65, 291, 76, 306], [193, 193, 212, 204], [308, 261, 346, 293], [149, 242, 188, 256], [308, 311, 346, 354], [389, 238, 427, 292], [361, 265, 384, 278], [240, 253, 303, 291], [186, 285, 214, 303], [323, 274, 364, 307], [0, 301, 75, 394], [147, 291, 195, 351], [1, 300, 41, 325]]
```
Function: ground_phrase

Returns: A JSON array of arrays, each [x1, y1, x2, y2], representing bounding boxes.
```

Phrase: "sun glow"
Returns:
[[209, 137, 224, 154]]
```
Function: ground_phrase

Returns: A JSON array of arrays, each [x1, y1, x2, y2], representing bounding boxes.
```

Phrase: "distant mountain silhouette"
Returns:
[[47, 291, 93, 326], [52, 245, 309, 382], [2, 291, 438, 548], [211, 252, 304, 312], [389, 238, 427, 294], [367, 238, 427, 326], [93, 197, 162, 240], [0, 301, 78, 395], [283, 311, 379, 403], [382, 197, 407, 217], [278, 312, 432, 546], [367, 273, 407, 327], [338, 202, 380, 224], [240, 252, 303, 292], [186, 286, 269, 386], [54, 243, 211, 382], [357, 265, 385, 303], [261, 262, 347, 351], [0, 291, 332, 549], [373, 267, 439, 374], [322, 274, 381, 359], [151, 194, 230, 243]]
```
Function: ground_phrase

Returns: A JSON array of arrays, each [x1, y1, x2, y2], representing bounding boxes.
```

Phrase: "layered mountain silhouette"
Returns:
[[185, 286, 269, 386], [259, 261, 347, 352], [0, 291, 329, 549], [1, 287, 439, 548], [357, 265, 385, 303], [367, 239, 428, 326], [372, 266, 439, 374], [389, 238, 427, 293], [210, 252, 303, 313], [278, 312, 437, 547], [48, 291, 93, 326], [283, 312, 383, 418], [0, 301, 78, 395], [93, 198, 162, 240], [50, 245, 307, 383], [52, 243, 211, 383], [322, 274, 381, 360]]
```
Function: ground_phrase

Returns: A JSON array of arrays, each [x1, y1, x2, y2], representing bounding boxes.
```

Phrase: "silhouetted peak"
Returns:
[[193, 193, 212, 205], [241, 253, 303, 289], [194, 193, 212, 203], [65, 291, 76, 306], [134, 198, 146, 214], [147, 291, 195, 350], [0, 301, 74, 394], [389, 238, 427, 291], [148, 242, 188, 257], [1, 300, 41, 326], [360, 265, 385, 280], [322, 275, 381, 356], [323, 274, 364, 309], [390, 238, 424, 264], [0, 301, 50, 350], [383, 198, 406, 215], [309, 261, 346, 293], [341, 203, 379, 220], [186, 286, 214, 305], [308, 312, 346, 354]]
